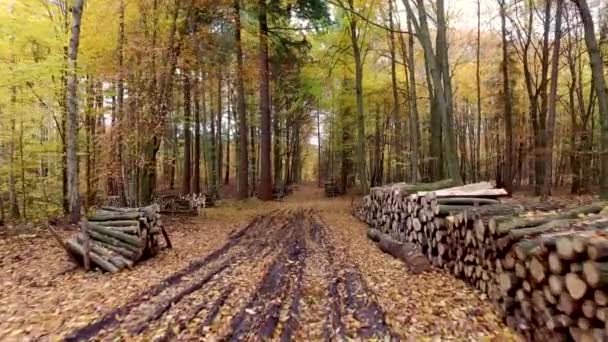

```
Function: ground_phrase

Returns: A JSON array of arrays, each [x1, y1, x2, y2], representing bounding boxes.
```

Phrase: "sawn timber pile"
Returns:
[[357, 181, 608, 340], [50, 205, 172, 273]]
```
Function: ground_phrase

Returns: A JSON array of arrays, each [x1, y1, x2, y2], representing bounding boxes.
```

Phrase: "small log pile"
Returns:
[[155, 193, 209, 216], [50, 205, 172, 273], [324, 180, 341, 197]]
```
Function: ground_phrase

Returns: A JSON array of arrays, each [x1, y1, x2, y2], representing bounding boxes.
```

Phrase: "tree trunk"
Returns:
[[217, 74, 223, 194], [193, 72, 201, 194], [115, 0, 126, 204], [347, 0, 369, 194], [66, 0, 85, 223], [543, 0, 563, 198], [499, 0, 513, 194], [404, 16, 420, 183], [403, 0, 462, 185], [476, 0, 482, 182], [209, 75, 218, 199], [235, 0, 249, 199], [317, 106, 322, 187], [182, 73, 192, 195], [224, 99, 231, 185], [388, 0, 401, 181], [258, 0, 273, 200], [572, 0, 608, 199]]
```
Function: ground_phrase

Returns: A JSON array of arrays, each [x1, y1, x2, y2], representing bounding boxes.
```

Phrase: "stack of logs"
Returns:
[[51, 205, 171, 273], [324, 180, 341, 197], [357, 180, 608, 340], [155, 193, 210, 216], [357, 180, 507, 260]]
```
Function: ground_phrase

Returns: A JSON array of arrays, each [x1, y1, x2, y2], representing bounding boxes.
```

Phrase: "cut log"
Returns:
[[549, 274, 564, 295], [557, 238, 576, 261], [375, 231, 430, 274], [530, 257, 547, 284], [87, 230, 142, 254], [436, 197, 500, 205], [587, 238, 608, 260], [565, 273, 588, 300], [499, 272, 518, 294], [508, 219, 579, 240], [64, 238, 118, 273], [596, 290, 608, 306], [548, 252, 564, 274], [86, 223, 143, 246], [582, 300, 597, 319], [89, 211, 145, 221], [583, 261, 608, 288], [558, 292, 578, 315]]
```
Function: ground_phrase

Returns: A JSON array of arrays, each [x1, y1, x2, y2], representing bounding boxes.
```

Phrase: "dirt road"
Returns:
[[0, 187, 511, 341], [63, 209, 397, 341]]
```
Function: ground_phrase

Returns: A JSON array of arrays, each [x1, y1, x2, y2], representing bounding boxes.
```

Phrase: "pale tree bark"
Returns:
[[182, 73, 192, 194], [435, 0, 453, 122], [571, 0, 608, 198], [235, 0, 248, 199], [317, 106, 322, 187], [543, 0, 563, 198], [402, 15, 421, 183], [66, 0, 85, 223], [499, 0, 513, 194], [193, 72, 201, 194], [9, 86, 19, 219], [346, 0, 370, 193], [388, 0, 402, 181], [217, 74, 223, 191], [115, 0, 126, 203], [258, 0, 273, 200], [476, 0, 482, 182], [403, 0, 462, 185]]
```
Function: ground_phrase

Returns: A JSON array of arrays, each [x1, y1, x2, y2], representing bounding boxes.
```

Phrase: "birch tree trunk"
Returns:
[[66, 0, 85, 223], [543, 0, 563, 198], [476, 0, 482, 182], [388, 0, 401, 181], [499, 0, 513, 194]]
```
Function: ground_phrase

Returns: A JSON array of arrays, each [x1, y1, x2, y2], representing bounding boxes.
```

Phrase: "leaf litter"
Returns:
[[0, 185, 517, 341]]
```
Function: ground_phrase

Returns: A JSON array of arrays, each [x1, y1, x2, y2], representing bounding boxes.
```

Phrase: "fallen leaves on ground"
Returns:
[[0, 185, 520, 341]]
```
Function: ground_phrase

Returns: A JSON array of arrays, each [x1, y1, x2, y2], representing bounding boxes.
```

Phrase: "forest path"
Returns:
[[0, 185, 512, 341]]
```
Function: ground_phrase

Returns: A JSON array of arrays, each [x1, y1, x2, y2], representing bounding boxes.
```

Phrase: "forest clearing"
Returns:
[[1, 0, 608, 340]]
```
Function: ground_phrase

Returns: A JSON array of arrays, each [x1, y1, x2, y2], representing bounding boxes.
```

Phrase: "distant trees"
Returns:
[[2, 0, 608, 223]]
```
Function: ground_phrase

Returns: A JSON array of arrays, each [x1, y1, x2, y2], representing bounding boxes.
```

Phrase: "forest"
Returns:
[[0, 0, 607, 224], [2, 0, 608, 341]]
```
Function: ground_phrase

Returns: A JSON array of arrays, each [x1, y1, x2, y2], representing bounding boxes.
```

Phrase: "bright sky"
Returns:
[[395, 0, 499, 32]]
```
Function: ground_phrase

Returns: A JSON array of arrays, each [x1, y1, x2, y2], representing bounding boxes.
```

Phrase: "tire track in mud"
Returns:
[[65, 209, 397, 341], [65, 210, 286, 341], [308, 213, 396, 341]]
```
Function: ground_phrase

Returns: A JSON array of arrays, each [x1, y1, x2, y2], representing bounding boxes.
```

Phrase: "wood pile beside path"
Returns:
[[50, 204, 172, 273], [155, 192, 211, 216], [324, 180, 342, 197], [356, 180, 608, 340]]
